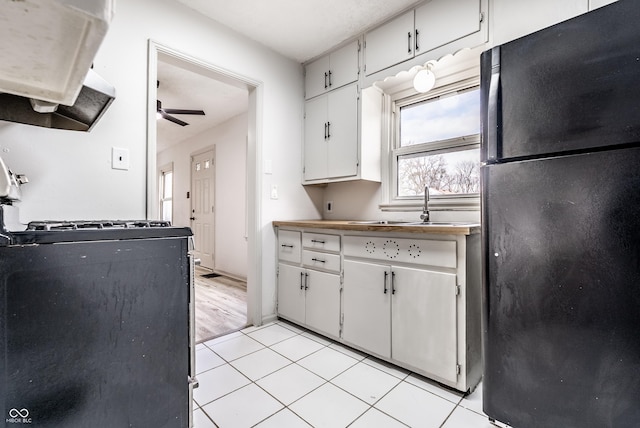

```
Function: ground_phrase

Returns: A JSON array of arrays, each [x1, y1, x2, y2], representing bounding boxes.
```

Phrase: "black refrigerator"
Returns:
[[481, 2, 640, 427]]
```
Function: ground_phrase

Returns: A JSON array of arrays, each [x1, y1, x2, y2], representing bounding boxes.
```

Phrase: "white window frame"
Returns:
[[380, 75, 481, 212], [158, 162, 174, 223]]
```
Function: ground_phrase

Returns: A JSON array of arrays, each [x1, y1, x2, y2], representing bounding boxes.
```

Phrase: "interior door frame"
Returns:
[[146, 40, 263, 327]]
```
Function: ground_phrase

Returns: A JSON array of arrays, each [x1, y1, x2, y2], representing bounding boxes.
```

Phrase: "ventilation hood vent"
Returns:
[[0, 0, 116, 131], [0, 69, 115, 132]]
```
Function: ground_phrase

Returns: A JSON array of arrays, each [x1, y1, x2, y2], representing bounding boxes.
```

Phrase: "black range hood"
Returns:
[[0, 69, 115, 132]]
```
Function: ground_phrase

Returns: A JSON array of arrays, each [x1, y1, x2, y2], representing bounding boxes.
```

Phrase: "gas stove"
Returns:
[[26, 219, 173, 231]]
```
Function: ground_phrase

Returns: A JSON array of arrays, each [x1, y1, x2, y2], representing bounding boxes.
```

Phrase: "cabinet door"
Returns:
[[492, 0, 588, 46], [277, 263, 306, 325], [365, 10, 414, 76], [305, 270, 341, 338], [303, 95, 328, 181], [343, 260, 391, 358], [328, 40, 359, 91], [327, 84, 358, 178], [391, 266, 458, 384], [414, 0, 481, 54], [305, 54, 331, 100]]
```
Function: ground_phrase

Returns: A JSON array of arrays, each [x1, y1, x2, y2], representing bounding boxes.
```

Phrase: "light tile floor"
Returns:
[[193, 320, 493, 428]]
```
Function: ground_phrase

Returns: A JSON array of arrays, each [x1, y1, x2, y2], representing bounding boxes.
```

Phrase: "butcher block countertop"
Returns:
[[272, 220, 480, 235]]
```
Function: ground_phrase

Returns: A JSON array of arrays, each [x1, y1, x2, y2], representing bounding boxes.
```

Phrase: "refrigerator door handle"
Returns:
[[487, 46, 501, 162]]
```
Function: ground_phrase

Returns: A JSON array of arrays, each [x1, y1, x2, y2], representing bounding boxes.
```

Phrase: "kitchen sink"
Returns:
[[347, 220, 409, 225], [348, 220, 478, 227]]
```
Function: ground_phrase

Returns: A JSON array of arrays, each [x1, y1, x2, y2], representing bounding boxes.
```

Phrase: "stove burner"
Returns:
[[26, 220, 172, 231]]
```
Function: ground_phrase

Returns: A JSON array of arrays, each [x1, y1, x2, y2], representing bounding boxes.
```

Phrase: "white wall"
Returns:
[[158, 113, 248, 280], [0, 0, 320, 322]]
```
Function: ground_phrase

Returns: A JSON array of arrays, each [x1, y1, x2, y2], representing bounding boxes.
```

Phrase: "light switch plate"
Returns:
[[112, 147, 130, 170]]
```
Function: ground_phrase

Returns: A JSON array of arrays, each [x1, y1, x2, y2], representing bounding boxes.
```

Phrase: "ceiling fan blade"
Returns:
[[162, 108, 205, 116], [160, 111, 189, 126]]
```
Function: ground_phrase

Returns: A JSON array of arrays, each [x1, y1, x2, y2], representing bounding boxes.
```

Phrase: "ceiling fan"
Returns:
[[156, 81, 205, 126], [156, 99, 205, 126]]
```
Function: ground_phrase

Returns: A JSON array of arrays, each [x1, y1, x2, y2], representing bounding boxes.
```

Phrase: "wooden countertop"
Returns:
[[272, 220, 480, 235]]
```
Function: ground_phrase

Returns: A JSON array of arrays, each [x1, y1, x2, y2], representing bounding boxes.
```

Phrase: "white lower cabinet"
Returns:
[[276, 227, 482, 392], [343, 260, 458, 384], [277, 231, 341, 339], [277, 264, 341, 337]]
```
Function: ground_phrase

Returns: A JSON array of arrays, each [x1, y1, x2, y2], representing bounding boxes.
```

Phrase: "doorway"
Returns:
[[146, 41, 263, 335]]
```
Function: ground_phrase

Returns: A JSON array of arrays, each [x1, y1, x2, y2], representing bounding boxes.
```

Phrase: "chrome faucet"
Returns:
[[420, 185, 430, 222]]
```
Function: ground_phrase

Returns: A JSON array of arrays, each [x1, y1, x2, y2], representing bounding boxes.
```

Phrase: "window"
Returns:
[[387, 80, 481, 210], [159, 165, 173, 223]]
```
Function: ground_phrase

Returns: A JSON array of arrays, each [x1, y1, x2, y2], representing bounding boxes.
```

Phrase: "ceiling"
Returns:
[[157, 0, 424, 151], [176, 0, 424, 63]]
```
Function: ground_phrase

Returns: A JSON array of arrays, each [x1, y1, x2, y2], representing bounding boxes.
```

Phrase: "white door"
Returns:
[[277, 263, 306, 325], [391, 266, 458, 383], [305, 269, 341, 338], [342, 259, 391, 358], [364, 10, 415, 76], [414, 0, 481, 55], [191, 150, 215, 270], [327, 83, 358, 179], [303, 95, 328, 181]]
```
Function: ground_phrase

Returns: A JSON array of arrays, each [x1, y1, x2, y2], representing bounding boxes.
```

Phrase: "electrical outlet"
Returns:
[[270, 185, 278, 200], [112, 147, 130, 170], [326, 201, 333, 213]]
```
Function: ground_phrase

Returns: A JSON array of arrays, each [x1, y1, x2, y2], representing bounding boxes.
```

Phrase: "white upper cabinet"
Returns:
[[303, 85, 382, 184], [364, 10, 415, 77], [414, 0, 481, 54], [365, 0, 484, 77], [305, 40, 360, 100], [492, 0, 589, 46], [303, 84, 358, 181]]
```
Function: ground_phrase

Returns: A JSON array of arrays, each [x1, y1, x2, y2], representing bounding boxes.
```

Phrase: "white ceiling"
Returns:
[[176, 0, 424, 63], [157, 0, 424, 150]]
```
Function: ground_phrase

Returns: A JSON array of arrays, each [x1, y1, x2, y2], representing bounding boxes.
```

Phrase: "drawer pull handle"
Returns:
[[300, 272, 305, 290], [311, 239, 326, 244], [281, 244, 294, 248], [311, 258, 326, 263]]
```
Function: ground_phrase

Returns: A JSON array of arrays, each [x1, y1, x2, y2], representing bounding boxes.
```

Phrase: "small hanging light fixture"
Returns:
[[413, 63, 436, 93]]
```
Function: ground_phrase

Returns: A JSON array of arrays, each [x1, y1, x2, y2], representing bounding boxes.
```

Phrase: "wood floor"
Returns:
[[194, 266, 248, 343]]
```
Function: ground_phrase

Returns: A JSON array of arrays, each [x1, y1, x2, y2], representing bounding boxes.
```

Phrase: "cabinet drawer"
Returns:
[[278, 230, 301, 263], [302, 232, 341, 252], [344, 235, 457, 268], [303, 250, 341, 272]]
